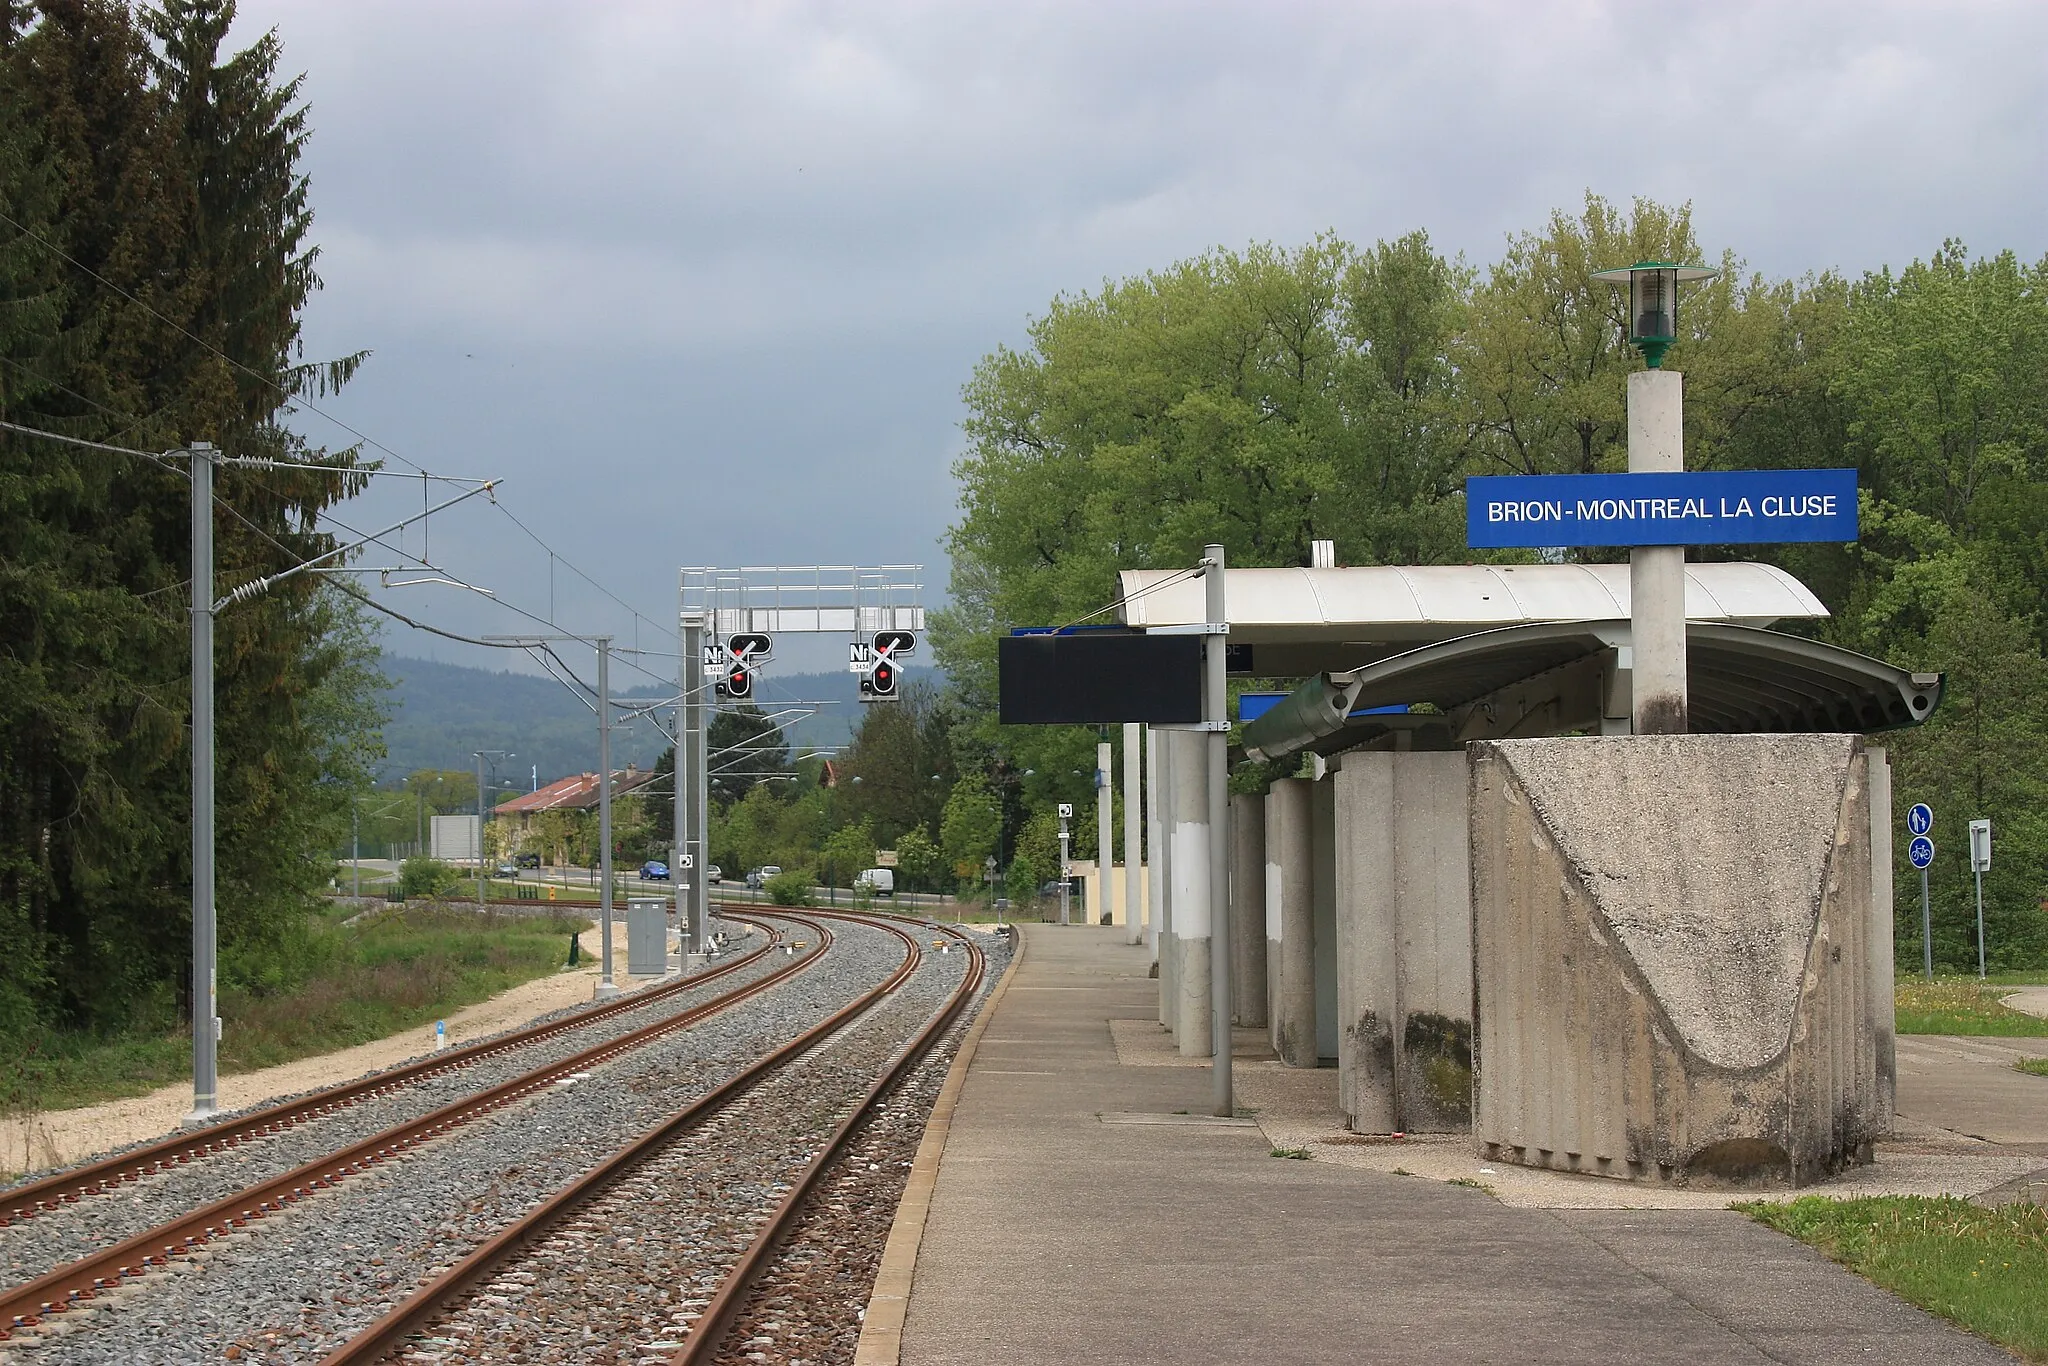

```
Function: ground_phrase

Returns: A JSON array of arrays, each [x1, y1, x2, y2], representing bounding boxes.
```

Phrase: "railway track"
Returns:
[[0, 910, 825, 1340], [311, 909, 989, 1365], [0, 908, 1001, 1364]]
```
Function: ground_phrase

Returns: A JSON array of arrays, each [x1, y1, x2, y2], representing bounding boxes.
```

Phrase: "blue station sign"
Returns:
[[1465, 469, 1859, 549]]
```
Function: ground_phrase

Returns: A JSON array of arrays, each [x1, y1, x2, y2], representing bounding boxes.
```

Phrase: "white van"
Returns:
[[854, 867, 895, 897]]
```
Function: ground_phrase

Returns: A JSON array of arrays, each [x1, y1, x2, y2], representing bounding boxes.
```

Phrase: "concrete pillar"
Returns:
[[1124, 723, 1143, 946], [1334, 751, 1473, 1134], [1868, 745, 1897, 1130], [1471, 734, 1884, 1186], [1230, 792, 1267, 1028], [1266, 778, 1316, 1067], [1171, 728, 1211, 1057], [1627, 368, 1687, 734], [1310, 774, 1339, 1062]]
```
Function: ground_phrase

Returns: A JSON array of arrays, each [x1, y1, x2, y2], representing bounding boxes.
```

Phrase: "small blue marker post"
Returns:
[[1907, 805, 1935, 980]]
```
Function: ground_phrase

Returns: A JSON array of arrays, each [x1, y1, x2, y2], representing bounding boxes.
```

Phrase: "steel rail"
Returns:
[[0, 913, 834, 1337], [0, 912, 781, 1231], [669, 913, 987, 1364], [317, 912, 928, 1366]]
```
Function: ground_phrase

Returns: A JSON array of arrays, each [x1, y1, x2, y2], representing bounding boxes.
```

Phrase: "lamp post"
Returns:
[[1590, 261, 1718, 734]]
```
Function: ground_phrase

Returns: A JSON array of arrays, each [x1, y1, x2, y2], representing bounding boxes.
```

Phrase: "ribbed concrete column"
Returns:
[[1867, 745, 1896, 1130], [1335, 754, 1396, 1132], [1171, 728, 1211, 1057], [1265, 778, 1316, 1067], [1628, 368, 1687, 735], [1310, 774, 1339, 1061], [1230, 791, 1267, 1028]]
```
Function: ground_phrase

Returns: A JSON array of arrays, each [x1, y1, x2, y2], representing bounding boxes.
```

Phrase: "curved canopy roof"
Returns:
[[1240, 620, 1942, 762], [1119, 562, 1825, 640], [1118, 563, 1828, 676]]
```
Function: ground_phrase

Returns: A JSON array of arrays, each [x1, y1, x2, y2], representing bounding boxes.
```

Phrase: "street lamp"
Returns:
[[1590, 261, 1717, 370], [1590, 260, 1719, 734]]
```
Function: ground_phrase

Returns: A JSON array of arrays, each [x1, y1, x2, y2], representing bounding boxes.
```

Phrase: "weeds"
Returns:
[[2017, 1058, 2048, 1078], [1269, 1146, 1311, 1160], [1895, 977, 2048, 1037], [1741, 1196, 2048, 1359], [0, 904, 591, 1115]]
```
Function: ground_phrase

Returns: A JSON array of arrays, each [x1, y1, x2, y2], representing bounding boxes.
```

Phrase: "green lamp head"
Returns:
[[1591, 261, 1719, 368]]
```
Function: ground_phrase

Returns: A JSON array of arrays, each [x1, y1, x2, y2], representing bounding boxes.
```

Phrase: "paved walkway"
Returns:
[[896, 926, 2016, 1366]]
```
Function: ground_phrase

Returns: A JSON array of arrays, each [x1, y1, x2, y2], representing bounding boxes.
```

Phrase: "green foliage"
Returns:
[[0, 0, 386, 1035], [894, 825, 943, 893], [939, 773, 1002, 885], [2016, 1057, 2048, 1078], [820, 817, 875, 888], [763, 867, 814, 907], [398, 857, 462, 900], [1741, 1197, 2048, 1359], [937, 196, 2048, 969], [0, 905, 589, 1120]]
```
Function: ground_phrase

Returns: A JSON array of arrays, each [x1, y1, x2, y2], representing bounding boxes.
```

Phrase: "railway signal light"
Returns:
[[728, 633, 772, 662], [862, 654, 898, 699], [874, 630, 915, 657]]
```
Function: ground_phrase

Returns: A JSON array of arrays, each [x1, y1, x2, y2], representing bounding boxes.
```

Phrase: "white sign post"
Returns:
[[1969, 818, 1992, 979]]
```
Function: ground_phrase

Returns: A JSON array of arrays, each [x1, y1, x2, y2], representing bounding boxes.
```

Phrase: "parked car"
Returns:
[[746, 865, 783, 890], [494, 862, 518, 878], [515, 852, 542, 869], [854, 868, 895, 897], [639, 860, 670, 881], [705, 864, 723, 885]]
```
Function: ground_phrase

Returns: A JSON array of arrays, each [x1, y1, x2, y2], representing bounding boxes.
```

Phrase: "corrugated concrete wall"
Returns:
[[1266, 778, 1317, 1067], [1333, 751, 1473, 1134], [1311, 778, 1339, 1062], [1470, 734, 1884, 1186], [1230, 792, 1268, 1028]]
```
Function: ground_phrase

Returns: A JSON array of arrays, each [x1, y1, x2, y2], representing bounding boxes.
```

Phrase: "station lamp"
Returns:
[[1589, 261, 1718, 369]]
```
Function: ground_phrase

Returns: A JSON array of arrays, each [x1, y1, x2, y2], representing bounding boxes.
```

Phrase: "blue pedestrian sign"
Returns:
[[1465, 469, 1859, 549], [1907, 803, 1933, 837], [1908, 836, 1935, 870]]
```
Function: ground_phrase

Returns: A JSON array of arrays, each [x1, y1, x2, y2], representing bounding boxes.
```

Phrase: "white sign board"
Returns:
[[874, 849, 899, 868], [1057, 803, 1074, 820], [430, 813, 480, 863], [1969, 818, 1992, 872]]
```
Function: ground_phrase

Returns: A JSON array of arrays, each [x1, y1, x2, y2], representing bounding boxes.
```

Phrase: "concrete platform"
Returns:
[[894, 925, 2020, 1366]]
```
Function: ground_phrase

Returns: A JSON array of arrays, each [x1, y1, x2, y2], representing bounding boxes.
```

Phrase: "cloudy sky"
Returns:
[[229, 0, 2048, 684]]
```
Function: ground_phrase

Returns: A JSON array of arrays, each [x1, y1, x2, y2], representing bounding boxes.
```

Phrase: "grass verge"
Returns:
[[1741, 1196, 2048, 1361], [2018, 1058, 2048, 1078], [1, 904, 590, 1114], [1896, 976, 2048, 1036]]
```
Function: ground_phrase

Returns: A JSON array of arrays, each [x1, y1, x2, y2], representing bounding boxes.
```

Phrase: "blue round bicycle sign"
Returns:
[[1907, 803, 1933, 837], [1908, 835, 1935, 869]]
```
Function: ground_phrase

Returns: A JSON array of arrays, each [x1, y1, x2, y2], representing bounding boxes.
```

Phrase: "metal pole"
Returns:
[[1123, 722, 1142, 947], [1204, 543, 1232, 1117], [677, 612, 701, 958], [1146, 725, 1163, 966], [475, 751, 486, 911], [693, 648, 709, 948], [1975, 865, 1986, 980], [1058, 816, 1070, 926], [1626, 370, 1688, 734], [352, 796, 360, 900], [1921, 867, 1933, 980], [596, 637, 617, 998], [1096, 737, 1113, 929], [186, 442, 218, 1125]]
